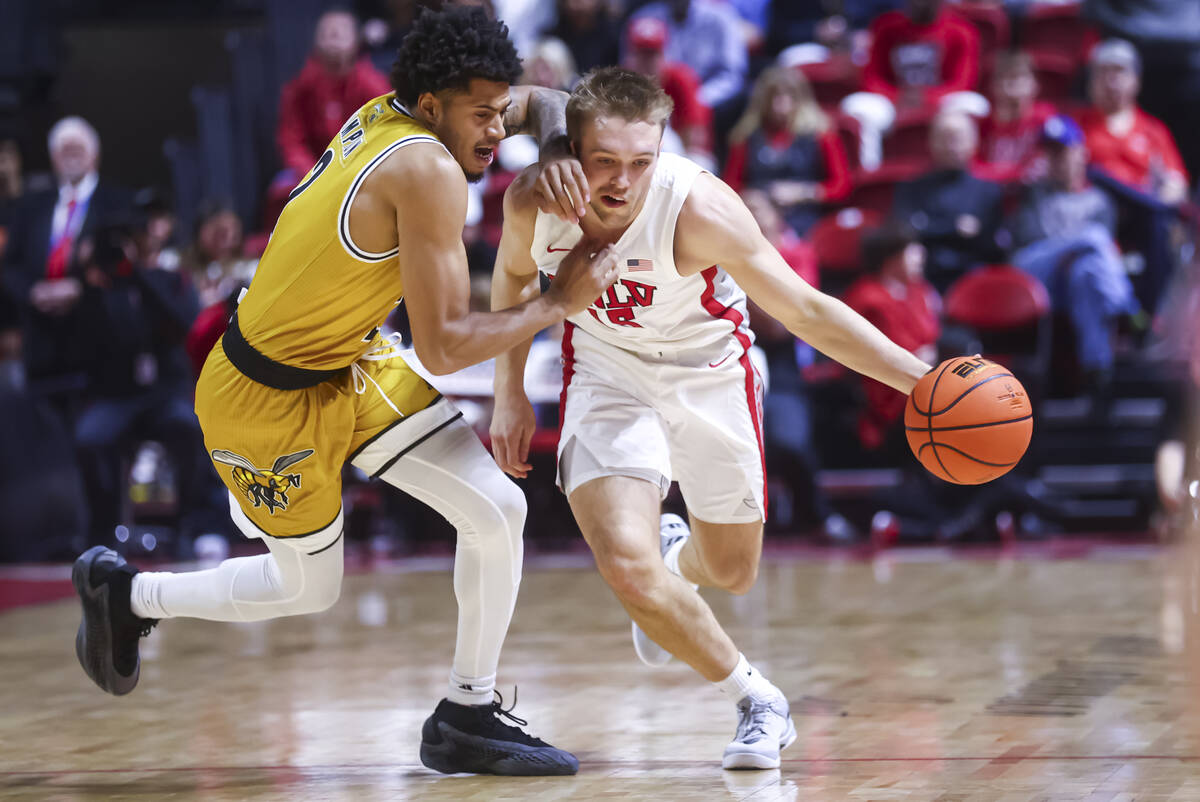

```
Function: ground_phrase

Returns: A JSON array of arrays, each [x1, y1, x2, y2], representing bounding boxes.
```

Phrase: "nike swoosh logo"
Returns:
[[709, 354, 732, 368], [547, 246, 571, 253]]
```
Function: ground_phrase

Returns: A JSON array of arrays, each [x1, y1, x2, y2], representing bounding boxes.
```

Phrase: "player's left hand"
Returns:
[[534, 144, 589, 224]]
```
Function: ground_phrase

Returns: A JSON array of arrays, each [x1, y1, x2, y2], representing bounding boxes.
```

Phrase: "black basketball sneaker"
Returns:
[[419, 692, 579, 775], [72, 546, 158, 695]]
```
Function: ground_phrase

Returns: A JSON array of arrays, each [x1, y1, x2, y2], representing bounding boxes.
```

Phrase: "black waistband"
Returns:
[[221, 313, 345, 390]]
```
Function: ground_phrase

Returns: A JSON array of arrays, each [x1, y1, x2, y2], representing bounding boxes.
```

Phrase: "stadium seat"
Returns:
[[1020, 3, 1098, 67], [808, 207, 883, 274], [882, 106, 935, 169], [951, 3, 1011, 89], [1029, 50, 1079, 104], [944, 264, 1052, 399], [795, 55, 862, 111], [844, 162, 923, 217]]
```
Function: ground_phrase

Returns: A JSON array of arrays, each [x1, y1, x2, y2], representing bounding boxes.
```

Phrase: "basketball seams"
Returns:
[[924, 360, 957, 482], [916, 441, 1018, 468], [904, 413, 1033, 433], [928, 372, 1017, 417]]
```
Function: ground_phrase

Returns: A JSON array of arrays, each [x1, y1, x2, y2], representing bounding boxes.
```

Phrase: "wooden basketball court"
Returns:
[[2, 544, 1198, 800]]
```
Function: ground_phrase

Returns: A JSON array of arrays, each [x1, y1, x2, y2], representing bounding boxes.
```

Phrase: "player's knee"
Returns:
[[300, 580, 341, 614], [466, 475, 526, 543], [707, 556, 759, 595], [595, 551, 668, 609]]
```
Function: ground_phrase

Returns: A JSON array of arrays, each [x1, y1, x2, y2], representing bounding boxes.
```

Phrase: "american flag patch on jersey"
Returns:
[[626, 258, 653, 272]]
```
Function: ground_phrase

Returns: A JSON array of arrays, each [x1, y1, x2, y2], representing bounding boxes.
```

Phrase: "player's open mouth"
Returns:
[[600, 195, 626, 208], [474, 147, 494, 165]]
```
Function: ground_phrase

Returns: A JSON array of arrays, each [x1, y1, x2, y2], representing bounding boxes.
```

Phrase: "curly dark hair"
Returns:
[[390, 6, 523, 107]]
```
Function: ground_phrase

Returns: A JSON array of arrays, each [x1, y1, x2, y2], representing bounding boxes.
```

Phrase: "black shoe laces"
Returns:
[[480, 689, 549, 746], [138, 619, 159, 638]]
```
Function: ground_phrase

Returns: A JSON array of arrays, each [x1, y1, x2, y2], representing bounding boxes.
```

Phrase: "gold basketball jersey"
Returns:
[[235, 93, 445, 371]]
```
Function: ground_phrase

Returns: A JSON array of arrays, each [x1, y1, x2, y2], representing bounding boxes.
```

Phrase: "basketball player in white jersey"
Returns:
[[491, 67, 933, 769]]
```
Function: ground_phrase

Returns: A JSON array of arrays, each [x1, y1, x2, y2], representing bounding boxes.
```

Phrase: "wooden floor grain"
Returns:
[[2, 548, 1197, 800]]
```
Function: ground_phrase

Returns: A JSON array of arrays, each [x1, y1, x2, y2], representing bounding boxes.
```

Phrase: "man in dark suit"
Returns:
[[892, 110, 1005, 292], [2, 116, 132, 400]]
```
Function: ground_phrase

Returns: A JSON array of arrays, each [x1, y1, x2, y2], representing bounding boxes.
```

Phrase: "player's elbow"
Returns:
[[412, 341, 458, 376]]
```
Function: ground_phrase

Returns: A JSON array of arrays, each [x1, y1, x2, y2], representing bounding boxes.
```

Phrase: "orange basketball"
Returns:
[[904, 356, 1033, 485]]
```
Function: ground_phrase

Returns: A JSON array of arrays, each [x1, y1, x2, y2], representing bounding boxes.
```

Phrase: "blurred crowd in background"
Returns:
[[0, 0, 1196, 562]]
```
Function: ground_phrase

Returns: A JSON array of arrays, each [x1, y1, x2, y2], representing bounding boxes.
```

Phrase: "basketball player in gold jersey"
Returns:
[[70, 7, 619, 776]]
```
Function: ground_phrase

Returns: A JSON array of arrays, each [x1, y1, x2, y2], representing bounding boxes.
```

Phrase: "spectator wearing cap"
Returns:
[[1006, 114, 1137, 397], [843, 223, 941, 452], [626, 0, 749, 118], [1078, 39, 1188, 206], [724, 67, 851, 235], [276, 9, 391, 179], [891, 111, 1004, 292], [2, 116, 132, 397], [1077, 38, 1188, 314], [977, 51, 1056, 185], [544, 0, 621, 74], [624, 17, 715, 170]]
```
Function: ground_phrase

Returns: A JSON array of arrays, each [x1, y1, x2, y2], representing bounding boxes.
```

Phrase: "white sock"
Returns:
[[447, 671, 496, 706], [715, 653, 776, 703]]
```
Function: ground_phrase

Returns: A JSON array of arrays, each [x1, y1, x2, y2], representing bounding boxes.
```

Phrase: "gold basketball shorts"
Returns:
[[195, 332, 456, 553]]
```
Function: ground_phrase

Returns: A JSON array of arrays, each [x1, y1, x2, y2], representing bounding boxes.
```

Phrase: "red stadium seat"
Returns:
[[808, 207, 884, 274], [1020, 3, 1099, 67], [882, 106, 935, 169], [945, 264, 1052, 393], [844, 162, 923, 217], [834, 112, 862, 173], [1029, 50, 1079, 104], [946, 264, 1049, 330], [951, 3, 1011, 89], [795, 55, 862, 110]]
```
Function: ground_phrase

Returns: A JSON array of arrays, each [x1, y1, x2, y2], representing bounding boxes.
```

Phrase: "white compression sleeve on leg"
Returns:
[[130, 534, 344, 622], [376, 416, 525, 706]]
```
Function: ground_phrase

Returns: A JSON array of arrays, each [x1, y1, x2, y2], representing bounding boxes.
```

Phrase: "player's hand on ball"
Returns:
[[905, 356, 1034, 484], [548, 240, 621, 315], [490, 391, 537, 478]]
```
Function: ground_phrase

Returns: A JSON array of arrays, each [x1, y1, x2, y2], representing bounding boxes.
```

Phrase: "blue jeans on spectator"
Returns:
[[1013, 223, 1138, 372], [1088, 167, 1180, 314]]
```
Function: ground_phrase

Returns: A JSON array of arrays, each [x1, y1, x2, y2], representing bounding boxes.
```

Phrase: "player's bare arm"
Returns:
[[504, 85, 590, 224], [675, 172, 931, 394], [383, 146, 618, 375], [489, 167, 545, 477]]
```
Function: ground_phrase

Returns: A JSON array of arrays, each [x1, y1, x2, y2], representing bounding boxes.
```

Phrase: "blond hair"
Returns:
[[729, 66, 828, 145], [566, 66, 674, 141]]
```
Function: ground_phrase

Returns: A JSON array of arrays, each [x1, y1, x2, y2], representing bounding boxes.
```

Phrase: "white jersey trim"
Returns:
[[337, 135, 447, 263]]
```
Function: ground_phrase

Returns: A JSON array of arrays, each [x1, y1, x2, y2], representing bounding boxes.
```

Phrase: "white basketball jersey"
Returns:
[[531, 152, 752, 355]]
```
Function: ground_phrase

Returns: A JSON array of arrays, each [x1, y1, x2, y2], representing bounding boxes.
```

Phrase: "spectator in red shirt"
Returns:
[[844, 223, 941, 451], [741, 188, 854, 541], [1077, 39, 1189, 205], [725, 66, 851, 234], [623, 17, 715, 169], [276, 10, 391, 178], [1078, 38, 1189, 313], [977, 51, 1056, 185], [862, 0, 980, 109]]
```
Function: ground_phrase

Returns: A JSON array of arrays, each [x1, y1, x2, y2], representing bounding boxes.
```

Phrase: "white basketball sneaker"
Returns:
[[632, 513, 695, 667], [722, 689, 798, 770]]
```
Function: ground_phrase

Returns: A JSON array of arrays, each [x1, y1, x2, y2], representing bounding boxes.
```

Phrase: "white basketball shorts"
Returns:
[[556, 323, 767, 524]]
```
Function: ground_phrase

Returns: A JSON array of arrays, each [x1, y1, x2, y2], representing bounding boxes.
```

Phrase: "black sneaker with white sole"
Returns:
[[419, 693, 579, 776], [72, 546, 158, 696]]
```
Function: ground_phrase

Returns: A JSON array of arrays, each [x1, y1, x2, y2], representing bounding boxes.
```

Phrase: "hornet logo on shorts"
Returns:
[[210, 448, 315, 514]]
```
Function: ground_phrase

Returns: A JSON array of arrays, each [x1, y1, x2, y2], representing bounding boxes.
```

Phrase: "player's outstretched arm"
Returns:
[[490, 168, 543, 477], [505, 85, 590, 224], [388, 147, 619, 375], [677, 173, 931, 394]]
